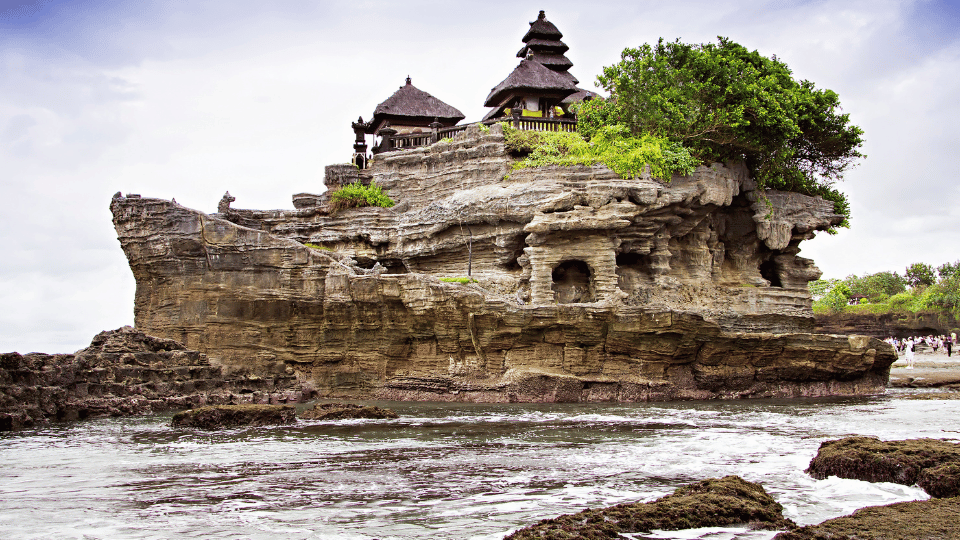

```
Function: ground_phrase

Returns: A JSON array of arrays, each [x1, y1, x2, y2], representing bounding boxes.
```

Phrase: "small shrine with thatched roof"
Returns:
[[352, 77, 465, 167]]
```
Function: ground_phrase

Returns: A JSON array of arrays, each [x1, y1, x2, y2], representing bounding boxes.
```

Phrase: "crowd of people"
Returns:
[[884, 333, 957, 369]]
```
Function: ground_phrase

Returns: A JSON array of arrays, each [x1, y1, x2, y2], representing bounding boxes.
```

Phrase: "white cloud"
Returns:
[[1, 0, 958, 351]]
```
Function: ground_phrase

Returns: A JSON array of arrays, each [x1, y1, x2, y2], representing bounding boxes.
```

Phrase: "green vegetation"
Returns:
[[594, 37, 862, 230], [303, 243, 332, 251], [329, 181, 395, 213], [502, 123, 699, 181], [811, 260, 960, 319], [440, 277, 478, 284]]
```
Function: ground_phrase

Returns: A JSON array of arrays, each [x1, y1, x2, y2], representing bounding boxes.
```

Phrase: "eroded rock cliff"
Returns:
[[111, 125, 895, 402]]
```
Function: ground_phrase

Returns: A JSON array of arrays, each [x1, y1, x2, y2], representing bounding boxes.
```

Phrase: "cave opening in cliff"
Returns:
[[616, 252, 652, 290], [759, 258, 783, 287], [552, 260, 595, 303]]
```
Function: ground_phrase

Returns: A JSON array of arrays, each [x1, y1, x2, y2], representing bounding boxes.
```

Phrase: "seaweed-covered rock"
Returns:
[[171, 404, 296, 429], [774, 497, 960, 540], [504, 476, 795, 539], [299, 402, 398, 420], [806, 437, 960, 497]]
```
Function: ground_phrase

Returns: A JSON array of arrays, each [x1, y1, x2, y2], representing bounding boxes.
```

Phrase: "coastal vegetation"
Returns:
[[328, 181, 395, 212], [509, 38, 862, 229], [596, 37, 861, 229], [811, 261, 960, 320]]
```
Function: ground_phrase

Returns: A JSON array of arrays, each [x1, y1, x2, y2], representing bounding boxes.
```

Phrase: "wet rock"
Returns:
[[171, 404, 296, 429], [299, 402, 399, 420], [773, 497, 960, 540], [0, 326, 308, 430], [504, 475, 795, 539], [806, 436, 960, 497]]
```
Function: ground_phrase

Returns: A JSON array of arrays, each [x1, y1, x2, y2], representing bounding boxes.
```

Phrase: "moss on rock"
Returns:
[[504, 475, 794, 539], [774, 497, 960, 540], [806, 436, 960, 498]]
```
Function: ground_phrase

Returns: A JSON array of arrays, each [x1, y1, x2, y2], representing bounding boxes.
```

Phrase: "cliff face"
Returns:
[[111, 124, 895, 402]]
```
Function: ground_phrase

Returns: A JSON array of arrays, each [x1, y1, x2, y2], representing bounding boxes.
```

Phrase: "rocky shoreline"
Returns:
[[0, 326, 311, 431]]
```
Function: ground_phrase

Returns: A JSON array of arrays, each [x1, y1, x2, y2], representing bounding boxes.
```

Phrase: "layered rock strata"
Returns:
[[0, 327, 308, 430], [111, 125, 895, 401]]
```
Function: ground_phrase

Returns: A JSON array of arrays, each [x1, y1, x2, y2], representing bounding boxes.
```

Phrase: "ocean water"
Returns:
[[1, 391, 955, 540]]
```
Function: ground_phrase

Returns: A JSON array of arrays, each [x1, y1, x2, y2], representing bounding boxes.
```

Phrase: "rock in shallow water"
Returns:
[[504, 475, 795, 539], [299, 402, 399, 420], [171, 404, 296, 429], [774, 497, 960, 540], [806, 436, 960, 498]]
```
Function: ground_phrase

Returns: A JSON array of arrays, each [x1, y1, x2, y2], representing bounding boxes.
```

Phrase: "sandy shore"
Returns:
[[888, 347, 960, 391]]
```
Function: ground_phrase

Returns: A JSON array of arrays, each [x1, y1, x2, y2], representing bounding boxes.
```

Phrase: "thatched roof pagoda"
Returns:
[[483, 10, 593, 120], [516, 10, 577, 84], [365, 77, 465, 135], [483, 58, 579, 109]]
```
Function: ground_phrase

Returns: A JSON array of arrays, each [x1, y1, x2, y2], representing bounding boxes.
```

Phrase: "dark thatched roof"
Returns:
[[522, 10, 562, 41], [526, 51, 574, 71], [484, 59, 579, 108], [517, 38, 569, 57], [561, 88, 600, 105], [369, 77, 465, 130]]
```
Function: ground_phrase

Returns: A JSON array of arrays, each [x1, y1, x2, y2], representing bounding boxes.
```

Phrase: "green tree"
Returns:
[[937, 261, 960, 281], [821, 282, 852, 313], [596, 37, 863, 229], [905, 263, 936, 289], [808, 278, 839, 301], [843, 271, 906, 302]]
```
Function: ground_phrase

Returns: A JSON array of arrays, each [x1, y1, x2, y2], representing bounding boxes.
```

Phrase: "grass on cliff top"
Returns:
[[501, 123, 699, 181], [329, 181, 394, 213]]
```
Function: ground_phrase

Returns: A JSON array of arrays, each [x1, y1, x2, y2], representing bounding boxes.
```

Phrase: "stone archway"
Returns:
[[552, 260, 595, 303]]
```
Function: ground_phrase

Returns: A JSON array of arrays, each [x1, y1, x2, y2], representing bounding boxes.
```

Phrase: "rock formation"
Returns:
[[171, 404, 297, 429], [773, 498, 960, 540], [111, 124, 896, 402], [299, 402, 399, 420], [816, 311, 959, 338], [505, 476, 795, 539], [0, 326, 308, 430], [807, 437, 960, 498]]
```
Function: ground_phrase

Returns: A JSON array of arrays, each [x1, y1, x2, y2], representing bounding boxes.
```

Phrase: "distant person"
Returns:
[[905, 339, 915, 369], [947, 337, 953, 358]]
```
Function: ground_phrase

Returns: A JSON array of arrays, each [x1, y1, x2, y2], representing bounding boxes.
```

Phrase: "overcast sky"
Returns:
[[2, 0, 958, 353]]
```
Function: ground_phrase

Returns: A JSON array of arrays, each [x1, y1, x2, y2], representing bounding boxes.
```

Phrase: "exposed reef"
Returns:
[[0, 326, 307, 431], [299, 402, 399, 420], [807, 437, 960, 498], [171, 404, 297, 429], [773, 497, 960, 540], [111, 124, 895, 402], [504, 475, 795, 539]]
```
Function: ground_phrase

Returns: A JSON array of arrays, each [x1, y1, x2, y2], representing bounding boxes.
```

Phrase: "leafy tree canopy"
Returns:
[[596, 37, 864, 229], [905, 262, 936, 289]]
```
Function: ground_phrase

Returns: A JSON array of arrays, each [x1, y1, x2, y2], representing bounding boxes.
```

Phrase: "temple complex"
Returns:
[[353, 10, 595, 165]]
